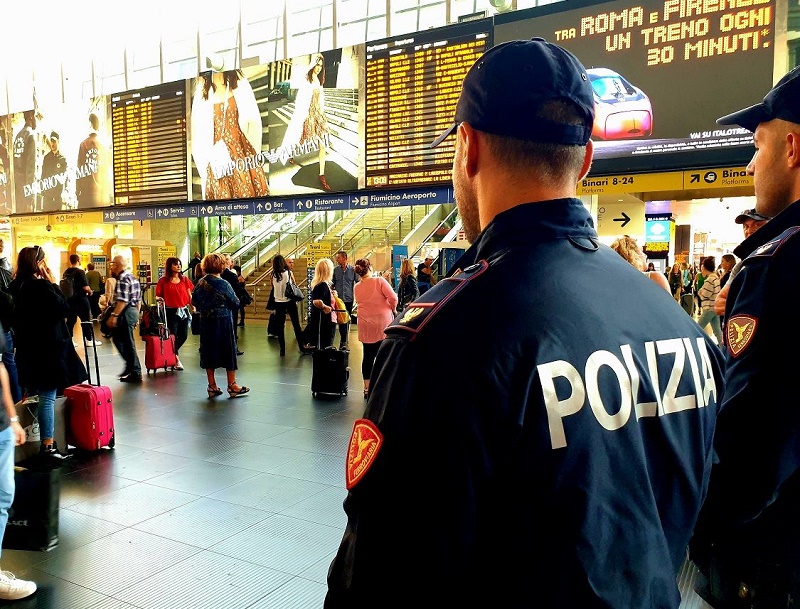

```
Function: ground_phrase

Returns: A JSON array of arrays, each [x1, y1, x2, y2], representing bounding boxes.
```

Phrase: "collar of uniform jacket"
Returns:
[[733, 198, 800, 260], [453, 198, 598, 272]]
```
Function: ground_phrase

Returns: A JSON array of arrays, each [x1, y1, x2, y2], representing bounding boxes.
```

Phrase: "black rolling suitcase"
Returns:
[[311, 314, 349, 397], [312, 347, 349, 397]]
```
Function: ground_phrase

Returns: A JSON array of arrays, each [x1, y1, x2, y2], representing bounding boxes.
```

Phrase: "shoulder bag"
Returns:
[[285, 276, 304, 302]]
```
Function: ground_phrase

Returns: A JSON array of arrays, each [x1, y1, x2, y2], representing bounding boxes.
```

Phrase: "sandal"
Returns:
[[227, 384, 250, 398], [207, 385, 223, 398]]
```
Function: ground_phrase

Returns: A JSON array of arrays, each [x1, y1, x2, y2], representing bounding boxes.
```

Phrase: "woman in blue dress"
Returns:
[[191, 253, 249, 398]]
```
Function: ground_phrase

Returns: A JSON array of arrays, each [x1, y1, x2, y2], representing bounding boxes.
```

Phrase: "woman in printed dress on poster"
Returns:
[[281, 53, 332, 192], [191, 56, 269, 200]]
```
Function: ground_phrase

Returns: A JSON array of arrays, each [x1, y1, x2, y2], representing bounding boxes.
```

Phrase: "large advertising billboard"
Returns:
[[265, 45, 365, 196], [1, 98, 114, 214], [187, 46, 365, 201], [495, 0, 775, 174]]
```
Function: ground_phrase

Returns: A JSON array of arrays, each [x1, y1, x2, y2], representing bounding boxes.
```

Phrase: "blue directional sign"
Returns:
[[291, 195, 351, 213], [100, 186, 455, 223], [103, 208, 149, 222], [197, 201, 255, 217], [368, 186, 451, 208], [152, 205, 198, 220], [253, 199, 290, 214]]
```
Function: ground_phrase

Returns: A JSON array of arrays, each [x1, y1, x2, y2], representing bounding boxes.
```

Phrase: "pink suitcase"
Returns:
[[144, 333, 178, 374], [64, 321, 115, 451], [64, 384, 115, 450]]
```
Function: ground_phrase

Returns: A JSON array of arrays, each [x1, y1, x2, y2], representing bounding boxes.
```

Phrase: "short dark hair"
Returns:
[[702, 257, 716, 272], [481, 100, 587, 181], [87, 263, 95, 270], [69, 254, 80, 265], [336, 250, 347, 260]]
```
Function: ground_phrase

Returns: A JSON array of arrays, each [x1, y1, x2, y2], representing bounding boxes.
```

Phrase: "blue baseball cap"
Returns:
[[430, 38, 595, 148], [717, 67, 800, 132]]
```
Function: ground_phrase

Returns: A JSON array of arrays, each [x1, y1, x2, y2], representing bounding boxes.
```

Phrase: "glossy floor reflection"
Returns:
[[1, 321, 365, 609], [0, 321, 714, 609]]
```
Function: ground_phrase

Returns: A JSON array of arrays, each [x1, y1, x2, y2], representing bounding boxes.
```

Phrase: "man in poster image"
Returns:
[[76, 113, 110, 208], [12, 110, 38, 213], [41, 131, 67, 212]]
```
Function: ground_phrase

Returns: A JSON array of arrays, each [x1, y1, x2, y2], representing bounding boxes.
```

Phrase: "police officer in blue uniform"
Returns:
[[325, 39, 725, 609], [690, 67, 800, 608]]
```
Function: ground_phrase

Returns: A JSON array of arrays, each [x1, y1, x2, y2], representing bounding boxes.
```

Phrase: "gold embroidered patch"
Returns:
[[399, 307, 424, 324], [727, 315, 757, 357], [345, 419, 383, 490]]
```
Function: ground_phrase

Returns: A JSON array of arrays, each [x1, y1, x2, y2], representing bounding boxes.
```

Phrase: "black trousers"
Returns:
[[361, 340, 382, 381], [274, 301, 303, 352], [67, 296, 91, 338], [164, 307, 190, 355], [88, 292, 102, 319]]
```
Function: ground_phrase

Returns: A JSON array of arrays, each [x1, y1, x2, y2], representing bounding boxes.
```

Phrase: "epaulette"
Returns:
[[749, 226, 800, 259], [386, 260, 489, 340]]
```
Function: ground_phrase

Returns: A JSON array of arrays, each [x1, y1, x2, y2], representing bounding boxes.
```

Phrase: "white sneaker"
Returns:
[[85, 339, 103, 346], [0, 570, 36, 600]]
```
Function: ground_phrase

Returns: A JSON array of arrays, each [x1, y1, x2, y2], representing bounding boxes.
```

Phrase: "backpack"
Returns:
[[334, 295, 350, 325], [59, 270, 75, 298]]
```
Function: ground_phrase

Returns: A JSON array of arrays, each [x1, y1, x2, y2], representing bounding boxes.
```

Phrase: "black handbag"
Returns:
[[285, 279, 304, 302], [191, 311, 201, 335], [2, 460, 61, 551], [99, 307, 113, 337]]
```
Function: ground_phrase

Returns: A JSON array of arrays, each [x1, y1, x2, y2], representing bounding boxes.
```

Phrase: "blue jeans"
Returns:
[[0, 425, 14, 561], [33, 388, 57, 443], [697, 309, 724, 346], [1, 330, 21, 404]]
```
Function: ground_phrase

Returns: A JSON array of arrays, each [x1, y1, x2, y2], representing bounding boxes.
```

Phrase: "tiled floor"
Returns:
[[0, 320, 714, 608], [1, 320, 363, 609]]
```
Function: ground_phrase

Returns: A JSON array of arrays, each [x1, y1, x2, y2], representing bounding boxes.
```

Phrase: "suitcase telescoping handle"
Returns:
[[80, 320, 102, 386]]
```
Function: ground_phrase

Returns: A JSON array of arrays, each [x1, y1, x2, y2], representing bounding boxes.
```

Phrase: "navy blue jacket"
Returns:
[[325, 199, 725, 609], [694, 199, 800, 561]]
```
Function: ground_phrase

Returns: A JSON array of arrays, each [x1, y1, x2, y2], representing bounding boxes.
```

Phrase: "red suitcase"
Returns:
[[65, 322, 115, 451], [64, 384, 115, 450], [144, 334, 178, 374]]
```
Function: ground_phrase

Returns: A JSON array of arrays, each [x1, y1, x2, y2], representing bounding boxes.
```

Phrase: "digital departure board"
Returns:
[[365, 20, 491, 188], [112, 81, 188, 205]]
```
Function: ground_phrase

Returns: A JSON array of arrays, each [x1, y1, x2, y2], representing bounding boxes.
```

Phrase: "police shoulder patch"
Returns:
[[727, 314, 757, 357], [750, 226, 800, 258], [386, 260, 489, 340], [346, 419, 383, 490]]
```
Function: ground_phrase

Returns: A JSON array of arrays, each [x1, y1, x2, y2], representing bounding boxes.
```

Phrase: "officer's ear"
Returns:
[[456, 122, 480, 178], [577, 139, 594, 182], [786, 129, 800, 169]]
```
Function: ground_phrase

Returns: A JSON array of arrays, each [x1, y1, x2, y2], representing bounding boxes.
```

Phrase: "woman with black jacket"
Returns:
[[396, 258, 419, 312], [10, 245, 87, 456]]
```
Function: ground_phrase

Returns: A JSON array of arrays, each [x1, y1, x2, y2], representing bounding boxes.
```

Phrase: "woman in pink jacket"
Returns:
[[352, 258, 398, 399]]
